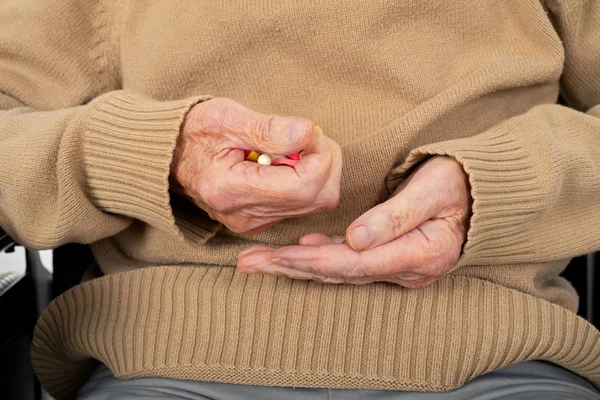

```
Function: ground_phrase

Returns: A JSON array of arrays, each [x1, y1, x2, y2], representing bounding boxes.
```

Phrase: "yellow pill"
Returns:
[[246, 151, 260, 162]]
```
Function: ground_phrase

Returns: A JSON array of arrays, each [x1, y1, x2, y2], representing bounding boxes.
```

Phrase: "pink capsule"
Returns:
[[272, 158, 299, 167]]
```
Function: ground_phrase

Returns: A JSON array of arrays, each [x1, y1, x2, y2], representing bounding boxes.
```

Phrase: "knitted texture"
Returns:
[[2, 0, 600, 399], [32, 267, 600, 400]]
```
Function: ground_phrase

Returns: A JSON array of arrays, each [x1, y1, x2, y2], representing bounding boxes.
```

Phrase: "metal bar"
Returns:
[[587, 252, 595, 326], [0, 228, 15, 253]]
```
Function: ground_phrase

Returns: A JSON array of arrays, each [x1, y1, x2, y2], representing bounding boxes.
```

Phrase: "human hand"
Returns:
[[170, 98, 342, 235], [237, 156, 471, 288]]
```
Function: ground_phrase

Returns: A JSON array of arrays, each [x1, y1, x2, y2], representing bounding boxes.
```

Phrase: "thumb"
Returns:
[[345, 180, 445, 251], [244, 114, 317, 155]]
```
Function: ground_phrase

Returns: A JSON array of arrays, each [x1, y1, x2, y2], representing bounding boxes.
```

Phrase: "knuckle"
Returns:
[[200, 97, 248, 136], [210, 97, 241, 115], [427, 244, 445, 265], [384, 207, 407, 237], [361, 257, 385, 278], [195, 98, 226, 133], [295, 185, 319, 205], [444, 242, 463, 270], [436, 162, 457, 181], [425, 243, 458, 279], [254, 114, 276, 143], [345, 259, 370, 279], [320, 191, 340, 212], [227, 219, 254, 234], [424, 251, 445, 278], [200, 183, 219, 209], [202, 185, 233, 213], [428, 264, 448, 281], [448, 215, 469, 242]]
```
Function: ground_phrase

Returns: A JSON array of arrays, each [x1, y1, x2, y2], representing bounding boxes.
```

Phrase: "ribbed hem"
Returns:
[[83, 92, 220, 243], [386, 117, 546, 268], [32, 266, 600, 400]]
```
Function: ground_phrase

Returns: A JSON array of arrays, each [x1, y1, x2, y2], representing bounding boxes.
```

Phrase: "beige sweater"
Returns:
[[2, 0, 600, 398]]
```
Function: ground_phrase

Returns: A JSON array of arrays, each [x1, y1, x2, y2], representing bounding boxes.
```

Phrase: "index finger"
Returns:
[[272, 234, 421, 279]]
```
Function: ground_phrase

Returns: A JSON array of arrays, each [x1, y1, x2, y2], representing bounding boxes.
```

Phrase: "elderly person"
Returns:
[[1, 0, 600, 399]]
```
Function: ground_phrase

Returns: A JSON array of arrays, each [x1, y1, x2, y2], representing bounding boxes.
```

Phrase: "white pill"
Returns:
[[257, 153, 272, 166]]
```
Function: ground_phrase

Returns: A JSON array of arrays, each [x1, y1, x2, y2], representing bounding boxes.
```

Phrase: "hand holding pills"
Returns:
[[170, 97, 342, 235], [237, 156, 472, 288], [243, 150, 301, 167]]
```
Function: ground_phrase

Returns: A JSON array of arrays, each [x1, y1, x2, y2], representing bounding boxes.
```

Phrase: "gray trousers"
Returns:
[[78, 361, 600, 400]]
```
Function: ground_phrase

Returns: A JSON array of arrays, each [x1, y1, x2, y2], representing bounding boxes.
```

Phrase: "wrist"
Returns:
[[169, 133, 185, 193], [170, 106, 196, 194]]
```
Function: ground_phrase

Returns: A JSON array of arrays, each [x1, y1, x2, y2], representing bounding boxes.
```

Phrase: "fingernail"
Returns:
[[289, 119, 307, 144], [313, 124, 323, 136], [272, 257, 291, 267], [348, 225, 373, 250]]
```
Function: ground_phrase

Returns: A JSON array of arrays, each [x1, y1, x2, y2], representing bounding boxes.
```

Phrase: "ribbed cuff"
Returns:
[[83, 91, 221, 243], [386, 118, 544, 268]]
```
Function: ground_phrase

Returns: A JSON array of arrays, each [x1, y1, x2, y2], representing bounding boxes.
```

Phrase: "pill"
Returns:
[[245, 150, 260, 162], [272, 158, 299, 167], [257, 153, 272, 165]]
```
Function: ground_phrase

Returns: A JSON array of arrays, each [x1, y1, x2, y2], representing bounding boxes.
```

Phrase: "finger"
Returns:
[[272, 244, 364, 279], [240, 112, 316, 155], [237, 249, 324, 281], [304, 136, 342, 213], [298, 233, 345, 246], [237, 248, 275, 273], [345, 176, 446, 251], [256, 242, 424, 286], [228, 160, 304, 205], [228, 132, 335, 211], [237, 244, 274, 259], [268, 243, 382, 280], [299, 233, 333, 246], [265, 135, 342, 217], [292, 128, 333, 183], [196, 98, 316, 155]]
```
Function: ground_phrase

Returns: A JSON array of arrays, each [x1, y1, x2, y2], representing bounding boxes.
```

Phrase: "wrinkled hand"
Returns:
[[170, 98, 342, 235], [237, 156, 471, 288]]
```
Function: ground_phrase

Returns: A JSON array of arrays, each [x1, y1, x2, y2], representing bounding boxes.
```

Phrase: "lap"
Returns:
[[77, 361, 600, 400]]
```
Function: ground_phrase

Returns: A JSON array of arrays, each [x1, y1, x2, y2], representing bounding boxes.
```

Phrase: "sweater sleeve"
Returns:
[[385, 0, 600, 268], [0, 0, 220, 249]]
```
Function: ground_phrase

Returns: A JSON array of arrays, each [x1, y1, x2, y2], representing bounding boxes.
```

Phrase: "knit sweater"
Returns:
[[2, 0, 600, 399]]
